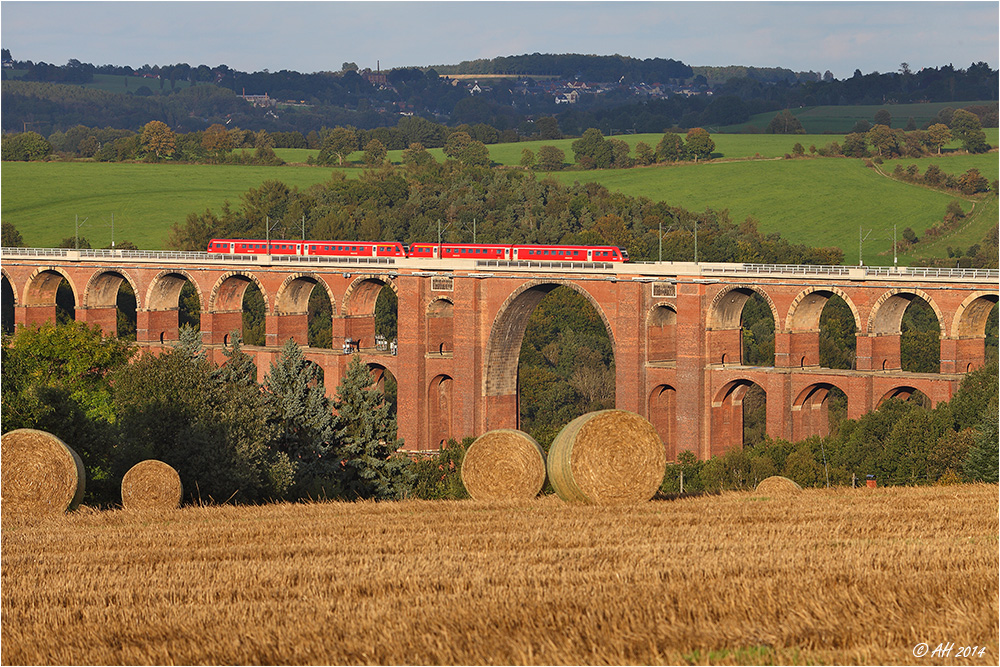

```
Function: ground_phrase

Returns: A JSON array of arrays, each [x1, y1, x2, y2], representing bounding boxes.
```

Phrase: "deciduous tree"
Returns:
[[685, 127, 715, 161]]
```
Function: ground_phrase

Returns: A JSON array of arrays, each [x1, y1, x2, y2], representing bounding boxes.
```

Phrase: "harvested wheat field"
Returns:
[[2, 485, 997, 665]]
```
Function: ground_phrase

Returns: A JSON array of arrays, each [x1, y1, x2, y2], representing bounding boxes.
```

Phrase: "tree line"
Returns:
[[1, 322, 421, 506], [4, 54, 996, 137]]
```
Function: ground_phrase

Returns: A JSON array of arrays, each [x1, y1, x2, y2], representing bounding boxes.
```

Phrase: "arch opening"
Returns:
[[649, 385, 677, 461], [343, 278, 397, 352], [367, 364, 397, 418], [427, 298, 454, 355], [792, 383, 848, 440], [486, 283, 616, 448], [56, 278, 76, 324], [878, 387, 931, 410], [242, 282, 266, 346], [428, 374, 454, 448], [275, 274, 334, 349], [2, 275, 14, 334], [147, 272, 202, 342], [900, 297, 940, 373], [711, 379, 766, 456], [647, 304, 677, 364], [741, 292, 775, 367]]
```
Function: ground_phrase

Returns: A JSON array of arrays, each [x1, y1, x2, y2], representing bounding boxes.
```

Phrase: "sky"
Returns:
[[1, 1, 997, 78]]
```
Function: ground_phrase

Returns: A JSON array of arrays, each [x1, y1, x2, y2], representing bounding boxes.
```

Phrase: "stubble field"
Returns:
[[2, 484, 997, 665]]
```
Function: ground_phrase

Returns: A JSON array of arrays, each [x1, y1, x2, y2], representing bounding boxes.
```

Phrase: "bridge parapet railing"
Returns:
[[700, 263, 856, 277], [871, 266, 999, 280]]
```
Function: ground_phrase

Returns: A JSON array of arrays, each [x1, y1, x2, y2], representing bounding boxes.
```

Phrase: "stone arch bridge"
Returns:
[[2, 247, 996, 456]]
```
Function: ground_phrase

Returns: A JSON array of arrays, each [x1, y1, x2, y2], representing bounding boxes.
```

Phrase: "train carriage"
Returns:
[[208, 239, 627, 262]]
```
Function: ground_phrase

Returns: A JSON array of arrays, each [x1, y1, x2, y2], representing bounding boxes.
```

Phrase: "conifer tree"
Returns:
[[263, 339, 339, 498], [333, 355, 414, 500]]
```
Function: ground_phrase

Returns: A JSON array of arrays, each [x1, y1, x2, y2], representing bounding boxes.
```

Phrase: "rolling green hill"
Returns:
[[716, 101, 997, 134], [2, 134, 996, 266], [0, 162, 344, 249]]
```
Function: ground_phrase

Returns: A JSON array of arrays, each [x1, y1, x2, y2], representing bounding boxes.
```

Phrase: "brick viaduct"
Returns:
[[2, 247, 997, 457]]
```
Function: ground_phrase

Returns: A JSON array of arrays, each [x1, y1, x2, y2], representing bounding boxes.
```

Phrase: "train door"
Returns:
[[371, 244, 378, 257], [504, 247, 511, 260], [586, 249, 593, 261], [433, 245, 440, 259]]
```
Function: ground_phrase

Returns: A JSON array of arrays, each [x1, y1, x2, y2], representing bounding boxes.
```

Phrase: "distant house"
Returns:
[[361, 69, 388, 86], [241, 92, 277, 108], [555, 90, 579, 104]]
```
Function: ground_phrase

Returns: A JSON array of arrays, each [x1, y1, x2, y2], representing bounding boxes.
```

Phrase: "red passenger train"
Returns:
[[207, 239, 629, 262]]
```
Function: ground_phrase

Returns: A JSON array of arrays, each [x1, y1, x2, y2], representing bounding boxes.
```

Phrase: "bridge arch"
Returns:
[[145, 269, 202, 311], [341, 275, 397, 351], [483, 279, 616, 432], [209, 271, 269, 313], [708, 285, 779, 367], [485, 279, 616, 398], [867, 288, 945, 336], [710, 378, 767, 457], [23, 266, 78, 308], [786, 286, 861, 332], [648, 384, 677, 460], [1, 269, 15, 334], [276, 273, 336, 316], [791, 382, 849, 440], [709, 285, 780, 330], [426, 297, 454, 355], [83, 268, 140, 309], [428, 374, 455, 448], [877, 386, 931, 409], [951, 291, 999, 339], [1, 267, 17, 306], [341, 275, 397, 316], [646, 303, 677, 363]]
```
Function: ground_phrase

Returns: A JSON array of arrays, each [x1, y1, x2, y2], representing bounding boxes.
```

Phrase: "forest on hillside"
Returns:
[[2, 51, 996, 135]]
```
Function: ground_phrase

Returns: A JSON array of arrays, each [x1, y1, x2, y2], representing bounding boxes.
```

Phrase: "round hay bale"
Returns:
[[121, 460, 183, 510], [755, 475, 803, 495], [461, 430, 546, 501], [0, 429, 86, 514], [547, 410, 666, 505]]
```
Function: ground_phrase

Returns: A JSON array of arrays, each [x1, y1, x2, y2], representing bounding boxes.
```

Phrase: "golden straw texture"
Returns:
[[0, 428, 85, 514], [121, 460, 183, 510], [461, 430, 546, 501], [755, 475, 803, 496], [547, 410, 666, 504]]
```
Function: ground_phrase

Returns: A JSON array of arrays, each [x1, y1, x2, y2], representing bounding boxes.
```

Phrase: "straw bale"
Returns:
[[461, 430, 546, 501], [755, 475, 803, 495], [0, 429, 86, 514], [121, 460, 183, 510], [547, 410, 665, 504]]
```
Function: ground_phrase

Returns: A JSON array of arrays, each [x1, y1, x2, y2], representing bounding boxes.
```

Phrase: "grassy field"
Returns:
[[718, 101, 997, 134], [2, 135, 996, 263], [2, 484, 996, 665], [280, 131, 996, 167], [0, 161, 344, 249], [545, 155, 995, 264]]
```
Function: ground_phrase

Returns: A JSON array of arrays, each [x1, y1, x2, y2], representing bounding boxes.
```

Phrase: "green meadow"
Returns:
[[2, 134, 996, 265], [716, 101, 997, 134], [543, 155, 994, 265], [1, 162, 344, 249]]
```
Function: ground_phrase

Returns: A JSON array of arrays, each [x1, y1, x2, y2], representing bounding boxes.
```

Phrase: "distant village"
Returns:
[[242, 68, 713, 113]]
